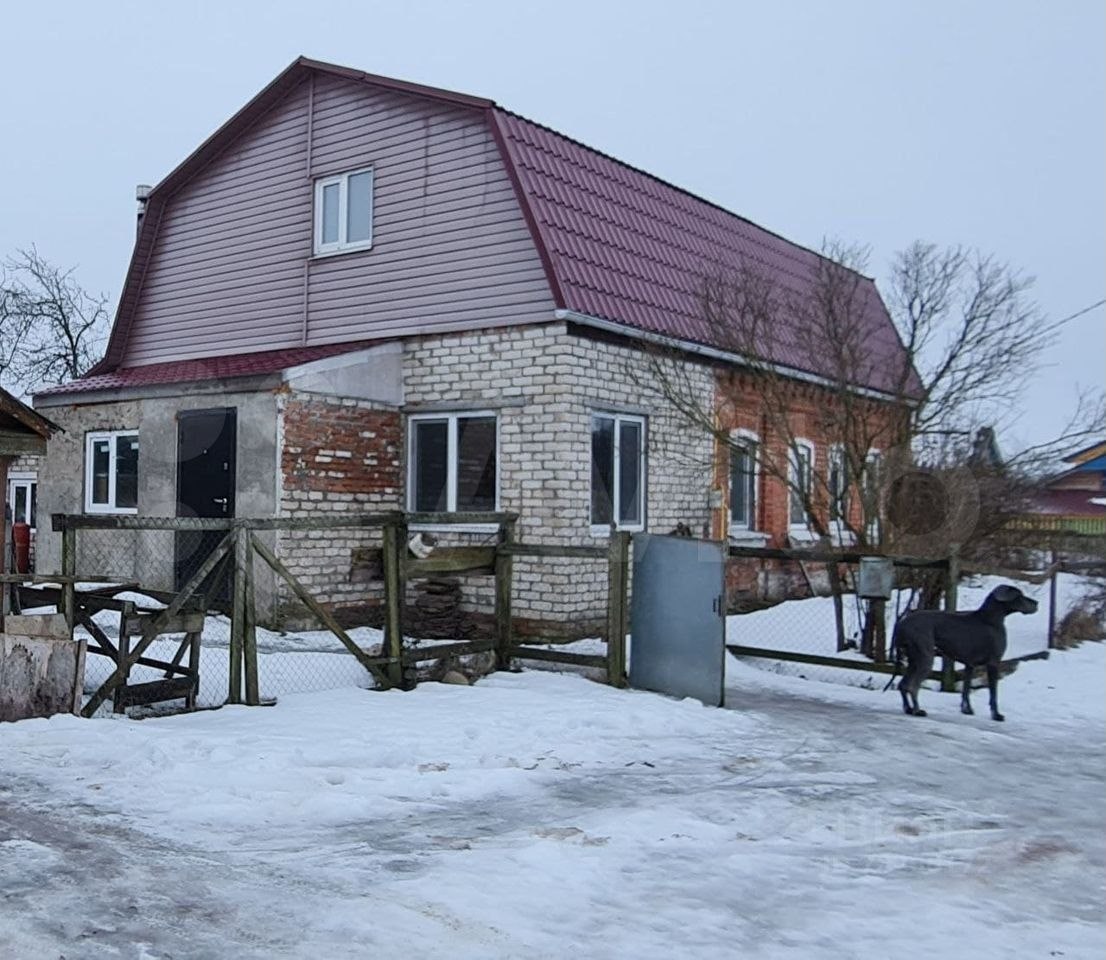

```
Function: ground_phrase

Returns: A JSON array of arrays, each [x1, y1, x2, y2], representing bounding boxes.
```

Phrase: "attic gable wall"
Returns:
[[120, 72, 554, 367]]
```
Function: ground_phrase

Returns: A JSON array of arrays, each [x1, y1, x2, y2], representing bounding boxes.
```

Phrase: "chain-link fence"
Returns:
[[724, 546, 1075, 689]]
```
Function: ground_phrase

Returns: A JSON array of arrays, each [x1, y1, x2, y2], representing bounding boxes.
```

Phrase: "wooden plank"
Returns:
[[123, 612, 205, 636], [228, 528, 247, 705], [606, 531, 630, 687], [243, 535, 259, 706], [727, 544, 948, 569], [114, 602, 134, 715], [500, 543, 608, 559], [406, 547, 496, 577], [81, 532, 234, 718], [405, 511, 518, 526], [51, 512, 399, 532], [382, 519, 406, 688], [186, 632, 201, 710], [402, 640, 496, 664], [941, 544, 960, 692], [115, 676, 196, 708], [61, 527, 76, 632], [511, 646, 609, 669], [726, 644, 947, 682], [250, 533, 391, 688], [494, 517, 516, 670]]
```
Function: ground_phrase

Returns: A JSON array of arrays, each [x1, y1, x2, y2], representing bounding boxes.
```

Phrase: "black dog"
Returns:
[[890, 584, 1038, 722]]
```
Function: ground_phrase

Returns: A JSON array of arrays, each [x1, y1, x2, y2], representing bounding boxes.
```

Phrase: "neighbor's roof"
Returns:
[[80, 56, 917, 399], [0, 385, 58, 437], [1029, 489, 1106, 518]]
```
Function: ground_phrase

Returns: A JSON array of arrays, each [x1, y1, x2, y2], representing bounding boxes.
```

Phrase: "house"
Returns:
[[0, 387, 56, 580], [33, 57, 913, 627], [1024, 440, 1106, 536]]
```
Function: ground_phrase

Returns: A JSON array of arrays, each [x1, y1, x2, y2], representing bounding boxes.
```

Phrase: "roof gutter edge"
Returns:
[[553, 308, 916, 407]]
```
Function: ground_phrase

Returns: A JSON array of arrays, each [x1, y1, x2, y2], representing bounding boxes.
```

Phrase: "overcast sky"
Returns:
[[2, 0, 1102, 452]]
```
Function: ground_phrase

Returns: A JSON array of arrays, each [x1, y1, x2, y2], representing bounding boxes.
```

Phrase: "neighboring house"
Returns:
[[1025, 440, 1106, 536], [0, 388, 55, 580], [33, 57, 913, 626]]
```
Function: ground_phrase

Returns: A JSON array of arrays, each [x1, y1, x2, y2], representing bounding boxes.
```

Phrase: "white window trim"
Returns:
[[788, 438, 815, 532], [7, 474, 37, 532], [590, 411, 647, 536], [84, 431, 139, 515], [728, 428, 760, 536], [313, 167, 374, 256], [864, 448, 883, 543], [406, 411, 500, 533], [827, 443, 853, 541]]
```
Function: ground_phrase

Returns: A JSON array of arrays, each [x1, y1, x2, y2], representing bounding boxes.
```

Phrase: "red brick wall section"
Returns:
[[282, 396, 401, 503], [276, 395, 402, 624]]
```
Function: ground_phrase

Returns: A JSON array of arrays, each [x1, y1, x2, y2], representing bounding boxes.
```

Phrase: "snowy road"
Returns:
[[2, 645, 1104, 959]]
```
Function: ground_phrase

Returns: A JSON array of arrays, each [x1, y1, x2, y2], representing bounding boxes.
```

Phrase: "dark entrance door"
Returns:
[[175, 408, 236, 602]]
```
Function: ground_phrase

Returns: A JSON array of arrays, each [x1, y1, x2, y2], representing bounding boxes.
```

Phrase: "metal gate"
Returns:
[[629, 533, 726, 706]]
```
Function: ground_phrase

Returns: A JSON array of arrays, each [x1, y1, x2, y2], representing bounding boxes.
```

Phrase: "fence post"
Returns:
[[113, 600, 135, 714], [941, 543, 960, 692], [1047, 549, 1058, 650], [606, 529, 630, 687], [242, 530, 260, 705], [382, 517, 405, 688], [60, 520, 76, 634], [494, 516, 517, 670], [228, 523, 247, 704]]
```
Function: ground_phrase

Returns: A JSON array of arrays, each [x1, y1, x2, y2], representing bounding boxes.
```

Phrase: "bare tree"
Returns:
[[640, 239, 1103, 554], [0, 247, 109, 394]]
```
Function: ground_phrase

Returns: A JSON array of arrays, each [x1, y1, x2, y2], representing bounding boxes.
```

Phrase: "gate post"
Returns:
[[941, 544, 960, 692], [59, 519, 76, 634], [606, 529, 630, 687], [228, 523, 247, 704], [382, 516, 406, 688], [494, 516, 517, 670]]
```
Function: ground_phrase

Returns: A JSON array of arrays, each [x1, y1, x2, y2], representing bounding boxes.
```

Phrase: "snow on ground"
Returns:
[[2, 638, 1104, 958]]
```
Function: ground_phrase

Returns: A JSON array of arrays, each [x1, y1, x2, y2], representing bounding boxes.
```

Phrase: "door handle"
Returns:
[[213, 498, 228, 505]]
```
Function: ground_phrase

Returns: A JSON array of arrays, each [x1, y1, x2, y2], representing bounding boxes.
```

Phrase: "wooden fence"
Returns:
[[44, 511, 630, 713], [724, 543, 1071, 691]]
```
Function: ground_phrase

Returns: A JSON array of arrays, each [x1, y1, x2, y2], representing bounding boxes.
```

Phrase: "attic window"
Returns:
[[314, 167, 374, 255]]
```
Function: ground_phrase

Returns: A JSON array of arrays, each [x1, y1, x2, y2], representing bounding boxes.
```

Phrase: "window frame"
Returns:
[[313, 166, 374, 256], [728, 429, 760, 534], [406, 411, 500, 530], [589, 411, 647, 536], [863, 448, 883, 543], [7, 473, 37, 531], [828, 444, 851, 524], [788, 439, 815, 531], [84, 430, 139, 515]]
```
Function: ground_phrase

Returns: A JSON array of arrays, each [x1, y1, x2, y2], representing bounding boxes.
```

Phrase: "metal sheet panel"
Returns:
[[629, 533, 726, 707]]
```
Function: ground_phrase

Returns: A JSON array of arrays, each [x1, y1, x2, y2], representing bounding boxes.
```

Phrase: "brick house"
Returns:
[[34, 57, 912, 626]]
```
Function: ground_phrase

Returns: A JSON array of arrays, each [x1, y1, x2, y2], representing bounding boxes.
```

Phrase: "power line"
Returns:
[[1054, 298, 1106, 326]]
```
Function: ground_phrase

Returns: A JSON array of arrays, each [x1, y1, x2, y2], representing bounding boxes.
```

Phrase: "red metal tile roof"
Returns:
[[37, 341, 375, 397], [492, 109, 916, 395], [80, 58, 918, 400]]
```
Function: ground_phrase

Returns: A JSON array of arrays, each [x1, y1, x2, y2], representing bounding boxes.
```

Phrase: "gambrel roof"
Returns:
[[81, 57, 916, 398]]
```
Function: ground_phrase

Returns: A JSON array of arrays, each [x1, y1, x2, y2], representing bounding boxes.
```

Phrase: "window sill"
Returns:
[[84, 507, 139, 516], [787, 527, 820, 544], [409, 522, 501, 536], [728, 529, 769, 546], [589, 524, 644, 538], [310, 243, 374, 261]]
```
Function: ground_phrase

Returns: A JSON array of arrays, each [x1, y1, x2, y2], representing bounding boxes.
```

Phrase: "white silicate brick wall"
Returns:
[[404, 322, 714, 626]]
